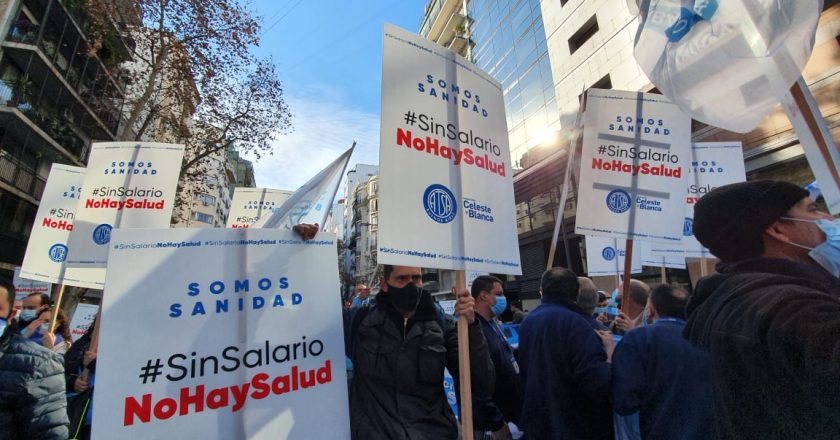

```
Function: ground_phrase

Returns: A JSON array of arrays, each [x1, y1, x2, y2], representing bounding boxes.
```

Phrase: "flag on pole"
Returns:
[[255, 143, 355, 229]]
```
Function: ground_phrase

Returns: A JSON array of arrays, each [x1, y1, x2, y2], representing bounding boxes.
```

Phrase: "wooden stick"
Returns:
[[48, 284, 66, 334], [700, 257, 709, 277], [621, 239, 634, 315], [455, 271, 473, 438], [660, 264, 667, 284], [79, 307, 102, 382]]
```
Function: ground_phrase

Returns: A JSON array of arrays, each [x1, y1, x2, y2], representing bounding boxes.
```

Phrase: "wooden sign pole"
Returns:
[[455, 270, 473, 438]]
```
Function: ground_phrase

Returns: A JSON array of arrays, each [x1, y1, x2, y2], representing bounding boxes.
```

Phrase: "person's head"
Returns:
[[540, 267, 579, 301], [37, 308, 71, 341], [354, 284, 371, 299], [20, 292, 50, 323], [646, 284, 689, 321], [618, 279, 650, 318], [576, 277, 598, 314], [471, 275, 505, 318], [379, 265, 423, 313], [0, 278, 14, 321], [597, 291, 610, 307], [694, 180, 833, 268]]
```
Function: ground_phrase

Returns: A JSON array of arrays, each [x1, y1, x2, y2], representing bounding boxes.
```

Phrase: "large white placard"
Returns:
[[68, 303, 98, 341], [13, 267, 51, 301], [19, 164, 85, 284], [378, 23, 521, 274], [640, 242, 686, 269], [64, 142, 184, 288], [227, 188, 294, 228], [93, 228, 349, 439], [585, 236, 642, 276], [576, 89, 691, 243]]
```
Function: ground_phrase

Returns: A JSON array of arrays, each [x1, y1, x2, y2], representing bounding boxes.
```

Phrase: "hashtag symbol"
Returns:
[[404, 111, 417, 126], [138, 358, 164, 384], [92, 187, 99, 196], [49, 208, 56, 215], [598, 145, 606, 155]]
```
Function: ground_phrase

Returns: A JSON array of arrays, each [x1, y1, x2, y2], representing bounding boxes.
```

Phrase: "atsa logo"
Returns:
[[683, 217, 693, 236], [602, 247, 616, 261], [92, 224, 112, 245], [48, 244, 67, 262], [606, 189, 632, 213], [423, 184, 457, 224]]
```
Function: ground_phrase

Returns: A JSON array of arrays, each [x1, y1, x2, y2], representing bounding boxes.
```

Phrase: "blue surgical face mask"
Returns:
[[491, 296, 507, 317], [19, 309, 37, 322], [781, 217, 840, 277], [0, 318, 6, 334], [39, 323, 50, 333]]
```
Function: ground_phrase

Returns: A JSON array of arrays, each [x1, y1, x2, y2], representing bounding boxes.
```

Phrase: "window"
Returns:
[[580, 74, 612, 103], [568, 15, 598, 54], [192, 212, 213, 224], [195, 193, 216, 206]]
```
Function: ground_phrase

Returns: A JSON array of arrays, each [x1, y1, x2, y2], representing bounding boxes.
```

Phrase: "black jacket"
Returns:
[[346, 291, 495, 439], [473, 314, 520, 431], [0, 326, 69, 439], [684, 257, 840, 439]]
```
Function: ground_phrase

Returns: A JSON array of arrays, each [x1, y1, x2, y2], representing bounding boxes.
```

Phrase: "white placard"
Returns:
[[19, 164, 85, 285], [13, 267, 51, 301], [576, 89, 691, 243], [227, 188, 294, 228], [585, 236, 642, 276], [92, 228, 349, 439], [684, 142, 747, 257], [64, 142, 184, 289], [378, 23, 521, 274], [68, 303, 98, 341], [640, 242, 686, 269], [438, 300, 456, 316]]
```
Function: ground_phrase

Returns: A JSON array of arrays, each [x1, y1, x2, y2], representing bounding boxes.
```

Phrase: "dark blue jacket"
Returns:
[[612, 318, 714, 439], [473, 314, 521, 431], [519, 296, 613, 439]]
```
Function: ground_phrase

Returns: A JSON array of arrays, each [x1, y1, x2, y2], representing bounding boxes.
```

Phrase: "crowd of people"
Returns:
[[1, 179, 838, 439]]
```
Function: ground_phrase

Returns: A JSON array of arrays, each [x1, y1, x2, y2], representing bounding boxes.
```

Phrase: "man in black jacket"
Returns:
[[471, 275, 520, 439], [687, 180, 840, 439], [345, 264, 495, 439], [0, 277, 68, 439]]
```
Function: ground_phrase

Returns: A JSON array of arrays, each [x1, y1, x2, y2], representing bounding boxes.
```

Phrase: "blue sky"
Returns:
[[246, 0, 428, 191]]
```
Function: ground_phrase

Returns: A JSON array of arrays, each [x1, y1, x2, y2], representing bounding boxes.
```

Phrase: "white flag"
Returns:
[[255, 144, 354, 229]]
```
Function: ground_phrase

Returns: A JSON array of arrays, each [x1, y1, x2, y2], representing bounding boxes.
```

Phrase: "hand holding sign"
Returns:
[[292, 223, 319, 240], [452, 286, 476, 324]]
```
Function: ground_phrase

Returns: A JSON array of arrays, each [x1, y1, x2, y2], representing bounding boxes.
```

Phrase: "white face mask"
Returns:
[[780, 217, 840, 277]]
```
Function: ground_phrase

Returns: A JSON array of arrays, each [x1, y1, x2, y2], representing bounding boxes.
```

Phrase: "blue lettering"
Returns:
[[210, 281, 225, 294], [188, 282, 200, 296], [279, 277, 289, 289], [216, 299, 228, 313], [191, 302, 206, 316], [253, 296, 265, 309], [234, 279, 249, 293], [292, 293, 303, 305], [169, 303, 182, 317]]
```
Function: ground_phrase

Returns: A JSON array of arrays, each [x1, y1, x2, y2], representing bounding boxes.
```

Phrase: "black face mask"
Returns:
[[386, 282, 422, 312]]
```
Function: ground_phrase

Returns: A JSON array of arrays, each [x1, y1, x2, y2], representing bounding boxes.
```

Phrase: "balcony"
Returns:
[[3, 0, 131, 139], [0, 148, 47, 201]]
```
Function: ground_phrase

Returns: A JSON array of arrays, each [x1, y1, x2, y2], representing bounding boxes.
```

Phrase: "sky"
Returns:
[[245, 0, 429, 191]]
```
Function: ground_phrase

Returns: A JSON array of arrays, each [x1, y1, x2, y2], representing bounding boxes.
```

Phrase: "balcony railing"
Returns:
[[0, 150, 46, 200]]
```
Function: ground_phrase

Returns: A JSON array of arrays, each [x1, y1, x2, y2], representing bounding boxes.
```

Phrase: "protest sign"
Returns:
[[12, 267, 51, 301], [584, 236, 642, 276], [640, 242, 686, 269], [227, 188, 294, 228], [575, 89, 691, 243], [92, 228, 348, 439], [19, 164, 85, 285], [64, 142, 184, 289], [378, 23, 520, 274], [68, 302, 98, 341]]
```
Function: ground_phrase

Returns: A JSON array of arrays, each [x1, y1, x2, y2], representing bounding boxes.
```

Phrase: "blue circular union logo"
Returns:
[[92, 223, 113, 245], [423, 184, 457, 224], [606, 189, 632, 214], [683, 217, 694, 236], [602, 247, 616, 261], [48, 244, 67, 262]]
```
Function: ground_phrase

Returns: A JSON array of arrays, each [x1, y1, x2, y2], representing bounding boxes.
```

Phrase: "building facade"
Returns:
[[420, 0, 840, 302], [0, 0, 134, 275]]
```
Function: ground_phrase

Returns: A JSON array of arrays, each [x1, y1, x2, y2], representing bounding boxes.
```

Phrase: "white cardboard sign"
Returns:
[[93, 228, 349, 439], [575, 89, 691, 243], [377, 23, 521, 274], [585, 236, 642, 276], [13, 267, 51, 301], [640, 242, 686, 269], [68, 303, 98, 341], [227, 187, 294, 228], [19, 164, 85, 285], [64, 142, 184, 288]]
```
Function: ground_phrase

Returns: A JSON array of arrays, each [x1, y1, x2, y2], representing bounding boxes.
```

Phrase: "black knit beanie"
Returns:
[[693, 180, 809, 262]]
